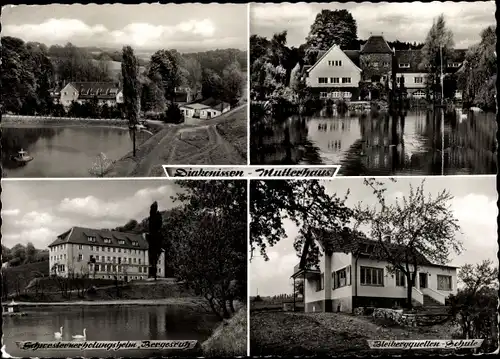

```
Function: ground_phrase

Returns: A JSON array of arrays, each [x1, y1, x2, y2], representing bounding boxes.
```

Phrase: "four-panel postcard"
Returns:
[[1, 1, 498, 359]]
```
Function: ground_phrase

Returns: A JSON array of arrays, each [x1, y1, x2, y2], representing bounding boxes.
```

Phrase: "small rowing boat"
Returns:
[[10, 149, 33, 164]]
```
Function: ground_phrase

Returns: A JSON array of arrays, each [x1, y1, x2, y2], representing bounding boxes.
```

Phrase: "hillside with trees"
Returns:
[[2, 36, 247, 118], [1, 243, 49, 267]]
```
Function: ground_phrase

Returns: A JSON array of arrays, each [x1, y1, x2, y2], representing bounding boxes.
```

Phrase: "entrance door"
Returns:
[[419, 273, 428, 288]]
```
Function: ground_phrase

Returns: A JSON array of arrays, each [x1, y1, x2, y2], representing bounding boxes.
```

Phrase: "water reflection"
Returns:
[[3, 305, 218, 358], [1, 126, 151, 178], [250, 110, 497, 175]]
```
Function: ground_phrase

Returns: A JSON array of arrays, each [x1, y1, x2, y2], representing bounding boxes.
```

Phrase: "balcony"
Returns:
[[292, 263, 320, 279]]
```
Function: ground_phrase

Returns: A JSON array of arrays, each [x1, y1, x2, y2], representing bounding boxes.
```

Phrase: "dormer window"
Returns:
[[103, 237, 111, 244], [132, 241, 139, 247], [87, 236, 96, 242], [118, 240, 125, 245], [399, 63, 410, 68]]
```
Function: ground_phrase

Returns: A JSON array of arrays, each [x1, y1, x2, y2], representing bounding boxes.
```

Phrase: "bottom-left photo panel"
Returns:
[[1, 179, 247, 358]]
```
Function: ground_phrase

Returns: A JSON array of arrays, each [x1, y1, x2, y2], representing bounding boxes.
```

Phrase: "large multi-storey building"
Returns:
[[48, 226, 165, 281], [305, 35, 466, 101]]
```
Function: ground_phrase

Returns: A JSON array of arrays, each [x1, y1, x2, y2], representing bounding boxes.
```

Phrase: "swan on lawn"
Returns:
[[72, 328, 86, 341], [54, 327, 63, 340]]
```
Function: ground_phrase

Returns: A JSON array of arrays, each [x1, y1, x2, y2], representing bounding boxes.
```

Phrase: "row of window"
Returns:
[[89, 264, 159, 274], [398, 62, 461, 69], [318, 77, 352, 84], [319, 92, 353, 99], [315, 266, 453, 291], [51, 254, 159, 265], [328, 60, 343, 67], [369, 62, 390, 68], [52, 244, 144, 255], [395, 77, 424, 84]]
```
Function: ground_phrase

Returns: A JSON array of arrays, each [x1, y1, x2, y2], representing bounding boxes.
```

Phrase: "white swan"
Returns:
[[54, 326, 63, 340], [72, 328, 86, 341]]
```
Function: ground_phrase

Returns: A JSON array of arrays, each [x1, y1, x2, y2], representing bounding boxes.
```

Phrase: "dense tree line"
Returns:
[[457, 25, 496, 111], [115, 180, 246, 320], [1, 243, 49, 267], [2, 36, 246, 117]]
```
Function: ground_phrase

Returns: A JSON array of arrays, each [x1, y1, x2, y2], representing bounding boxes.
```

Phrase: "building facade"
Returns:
[[180, 98, 231, 119], [292, 237, 457, 313], [48, 226, 165, 281], [305, 35, 466, 101], [57, 82, 124, 108]]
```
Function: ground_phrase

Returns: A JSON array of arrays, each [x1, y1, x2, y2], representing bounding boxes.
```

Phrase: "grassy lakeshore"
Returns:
[[1, 115, 129, 127], [11, 297, 205, 307]]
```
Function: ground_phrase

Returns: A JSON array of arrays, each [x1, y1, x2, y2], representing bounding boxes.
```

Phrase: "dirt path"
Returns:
[[107, 105, 246, 176]]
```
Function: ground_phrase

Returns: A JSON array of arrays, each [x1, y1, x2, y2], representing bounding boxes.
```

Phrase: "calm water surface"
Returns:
[[1, 126, 151, 178], [251, 110, 497, 175], [3, 305, 219, 357]]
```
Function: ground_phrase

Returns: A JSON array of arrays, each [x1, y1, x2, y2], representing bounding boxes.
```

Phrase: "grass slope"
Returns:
[[202, 305, 247, 357]]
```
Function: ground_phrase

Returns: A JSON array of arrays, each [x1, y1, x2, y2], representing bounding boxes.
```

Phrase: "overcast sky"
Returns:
[[1, 180, 184, 249], [251, 1, 495, 49], [250, 176, 498, 297], [2, 4, 247, 52]]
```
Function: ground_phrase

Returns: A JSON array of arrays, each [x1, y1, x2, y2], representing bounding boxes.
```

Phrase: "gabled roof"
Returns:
[[343, 50, 361, 67], [360, 36, 393, 54], [48, 226, 148, 250], [298, 229, 457, 270], [200, 97, 230, 111], [306, 44, 362, 74], [395, 50, 425, 73]]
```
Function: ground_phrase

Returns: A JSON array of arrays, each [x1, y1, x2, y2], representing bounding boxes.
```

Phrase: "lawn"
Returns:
[[215, 107, 247, 159], [250, 311, 459, 356]]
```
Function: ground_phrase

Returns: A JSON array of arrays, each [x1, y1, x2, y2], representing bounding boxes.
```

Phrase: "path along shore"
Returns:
[[8, 297, 204, 307]]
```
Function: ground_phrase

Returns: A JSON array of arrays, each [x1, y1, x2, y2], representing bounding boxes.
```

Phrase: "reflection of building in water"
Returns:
[[444, 111, 497, 173], [306, 117, 359, 160], [357, 115, 406, 169], [253, 116, 322, 164]]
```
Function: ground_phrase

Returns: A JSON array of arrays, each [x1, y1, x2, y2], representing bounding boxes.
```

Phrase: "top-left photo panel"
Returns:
[[1, 3, 248, 178]]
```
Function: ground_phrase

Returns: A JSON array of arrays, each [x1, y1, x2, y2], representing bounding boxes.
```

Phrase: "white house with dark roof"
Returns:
[[58, 82, 124, 108], [48, 226, 165, 281], [179, 97, 230, 119], [304, 35, 467, 101], [292, 232, 457, 313], [305, 44, 363, 101]]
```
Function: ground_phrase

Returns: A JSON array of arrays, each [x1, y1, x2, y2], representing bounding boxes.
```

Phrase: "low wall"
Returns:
[[370, 307, 452, 327], [2, 115, 128, 127]]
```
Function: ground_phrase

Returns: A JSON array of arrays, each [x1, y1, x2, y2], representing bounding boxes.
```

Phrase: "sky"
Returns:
[[250, 176, 498, 296], [251, 1, 496, 49], [0, 180, 184, 249], [2, 4, 248, 52]]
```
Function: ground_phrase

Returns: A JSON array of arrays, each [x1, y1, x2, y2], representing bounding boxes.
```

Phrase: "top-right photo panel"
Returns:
[[249, 1, 497, 175]]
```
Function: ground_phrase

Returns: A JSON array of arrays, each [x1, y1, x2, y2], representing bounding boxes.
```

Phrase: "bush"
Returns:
[[161, 103, 184, 124]]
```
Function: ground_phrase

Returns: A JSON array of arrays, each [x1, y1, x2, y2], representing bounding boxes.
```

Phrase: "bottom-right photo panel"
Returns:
[[249, 176, 498, 355]]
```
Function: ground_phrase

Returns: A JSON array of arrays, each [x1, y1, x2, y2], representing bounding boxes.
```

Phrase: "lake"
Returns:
[[2, 305, 219, 357], [250, 110, 497, 176], [1, 126, 151, 178]]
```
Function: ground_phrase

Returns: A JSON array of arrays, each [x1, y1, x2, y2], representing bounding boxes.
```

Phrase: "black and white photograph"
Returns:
[[249, 2, 496, 175], [1, 3, 248, 178], [1, 179, 247, 357], [250, 177, 498, 355]]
